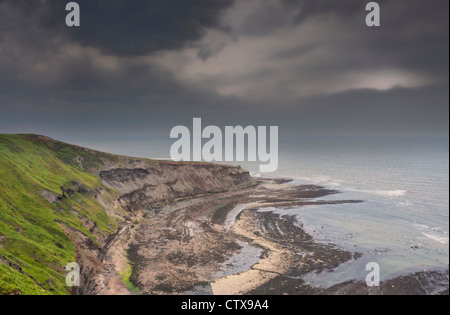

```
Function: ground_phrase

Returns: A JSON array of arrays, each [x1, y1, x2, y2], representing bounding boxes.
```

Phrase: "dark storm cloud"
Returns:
[[3, 0, 234, 56], [0, 0, 448, 137], [73, 0, 234, 56], [0, 0, 232, 100]]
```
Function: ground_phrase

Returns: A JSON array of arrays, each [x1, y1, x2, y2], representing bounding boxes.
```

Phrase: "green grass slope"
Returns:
[[0, 135, 126, 295]]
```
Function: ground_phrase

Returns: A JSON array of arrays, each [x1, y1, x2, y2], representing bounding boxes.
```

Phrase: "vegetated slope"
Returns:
[[0, 134, 255, 295], [0, 135, 125, 294]]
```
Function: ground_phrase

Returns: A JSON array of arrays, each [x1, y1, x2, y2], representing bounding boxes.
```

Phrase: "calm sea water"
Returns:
[[65, 135, 449, 285], [250, 136, 449, 286]]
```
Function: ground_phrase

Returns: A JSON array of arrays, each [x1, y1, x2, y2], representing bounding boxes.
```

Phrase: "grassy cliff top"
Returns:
[[2, 134, 157, 172], [0, 134, 128, 295]]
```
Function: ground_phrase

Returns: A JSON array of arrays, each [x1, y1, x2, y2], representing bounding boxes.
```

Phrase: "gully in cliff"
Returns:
[[170, 118, 278, 172]]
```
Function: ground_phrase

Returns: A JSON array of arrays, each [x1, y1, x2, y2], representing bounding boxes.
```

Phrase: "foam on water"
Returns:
[[348, 189, 408, 197], [420, 232, 449, 245]]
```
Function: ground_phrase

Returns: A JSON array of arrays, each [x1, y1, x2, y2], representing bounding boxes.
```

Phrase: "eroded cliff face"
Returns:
[[0, 135, 257, 295], [99, 161, 257, 211], [86, 160, 256, 294], [78, 160, 256, 294]]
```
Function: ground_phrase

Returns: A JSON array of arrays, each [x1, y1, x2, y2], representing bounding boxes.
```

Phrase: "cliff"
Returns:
[[0, 134, 256, 295], [100, 162, 254, 211]]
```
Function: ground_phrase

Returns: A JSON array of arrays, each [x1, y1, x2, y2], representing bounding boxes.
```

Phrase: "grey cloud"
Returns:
[[256, 0, 448, 81], [283, 0, 364, 23], [0, 0, 448, 138], [0, 0, 234, 56], [61, 0, 233, 56], [234, 0, 363, 36]]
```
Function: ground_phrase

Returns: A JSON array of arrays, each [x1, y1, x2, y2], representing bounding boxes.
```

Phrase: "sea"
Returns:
[[64, 135, 449, 287]]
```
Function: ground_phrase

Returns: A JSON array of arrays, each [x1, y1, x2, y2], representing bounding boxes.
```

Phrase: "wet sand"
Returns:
[[99, 179, 449, 295]]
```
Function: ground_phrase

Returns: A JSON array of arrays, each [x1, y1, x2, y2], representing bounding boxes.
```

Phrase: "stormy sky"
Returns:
[[0, 0, 448, 138]]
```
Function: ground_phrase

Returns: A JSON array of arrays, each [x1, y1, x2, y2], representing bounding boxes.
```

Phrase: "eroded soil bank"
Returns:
[[97, 179, 449, 295]]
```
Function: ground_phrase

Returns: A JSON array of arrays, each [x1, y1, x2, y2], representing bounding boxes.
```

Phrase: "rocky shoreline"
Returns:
[[95, 178, 449, 295]]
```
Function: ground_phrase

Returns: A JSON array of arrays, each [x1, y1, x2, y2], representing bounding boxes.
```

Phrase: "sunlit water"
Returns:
[[65, 135, 449, 286]]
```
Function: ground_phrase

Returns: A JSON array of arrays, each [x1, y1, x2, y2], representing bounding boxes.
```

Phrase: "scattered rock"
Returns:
[[39, 190, 58, 204]]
